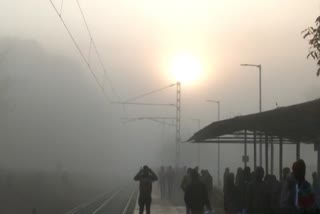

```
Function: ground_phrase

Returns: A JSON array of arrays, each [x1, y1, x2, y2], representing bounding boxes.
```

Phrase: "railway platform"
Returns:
[[133, 188, 185, 214]]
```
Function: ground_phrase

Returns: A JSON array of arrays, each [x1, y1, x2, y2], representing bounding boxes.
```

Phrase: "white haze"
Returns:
[[0, 0, 319, 180]]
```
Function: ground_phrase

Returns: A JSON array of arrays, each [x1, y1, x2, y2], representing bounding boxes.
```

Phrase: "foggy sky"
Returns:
[[1, 0, 320, 178]]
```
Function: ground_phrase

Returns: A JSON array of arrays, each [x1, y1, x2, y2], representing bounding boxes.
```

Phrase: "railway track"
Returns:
[[64, 184, 137, 214]]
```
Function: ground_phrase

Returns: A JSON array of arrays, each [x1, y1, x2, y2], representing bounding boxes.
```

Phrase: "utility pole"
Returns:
[[176, 82, 181, 169], [240, 63, 262, 166], [259, 65, 262, 113]]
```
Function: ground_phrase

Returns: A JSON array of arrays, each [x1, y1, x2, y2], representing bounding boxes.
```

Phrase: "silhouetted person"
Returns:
[[158, 166, 166, 199], [312, 172, 320, 210], [243, 166, 251, 212], [200, 170, 208, 190], [181, 168, 192, 214], [194, 166, 199, 174], [224, 172, 240, 214], [235, 167, 244, 186], [280, 172, 296, 214], [235, 167, 245, 211], [223, 167, 230, 193], [244, 166, 251, 183], [264, 174, 273, 214], [264, 174, 281, 214], [282, 167, 291, 184], [134, 165, 158, 214], [166, 166, 175, 199], [269, 175, 281, 214], [280, 167, 291, 212], [184, 169, 212, 214], [292, 159, 316, 213], [205, 170, 213, 192], [247, 166, 268, 214]]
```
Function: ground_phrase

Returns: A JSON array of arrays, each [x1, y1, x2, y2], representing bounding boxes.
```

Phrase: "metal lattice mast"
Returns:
[[176, 82, 181, 168]]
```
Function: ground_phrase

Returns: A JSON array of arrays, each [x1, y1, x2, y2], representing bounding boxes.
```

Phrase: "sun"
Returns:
[[169, 53, 203, 84]]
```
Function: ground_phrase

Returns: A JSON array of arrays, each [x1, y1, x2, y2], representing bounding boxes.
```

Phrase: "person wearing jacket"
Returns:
[[134, 165, 158, 214], [184, 169, 212, 214]]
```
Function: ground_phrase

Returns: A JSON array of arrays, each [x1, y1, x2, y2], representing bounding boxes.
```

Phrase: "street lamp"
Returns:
[[240, 64, 262, 113], [191, 119, 201, 168], [206, 100, 221, 187], [240, 63, 262, 167]]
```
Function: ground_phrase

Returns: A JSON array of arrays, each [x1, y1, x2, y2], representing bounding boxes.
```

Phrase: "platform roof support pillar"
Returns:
[[279, 136, 283, 180], [318, 142, 320, 175], [244, 129, 248, 168], [253, 130, 257, 170], [265, 134, 269, 175], [271, 136, 274, 175]]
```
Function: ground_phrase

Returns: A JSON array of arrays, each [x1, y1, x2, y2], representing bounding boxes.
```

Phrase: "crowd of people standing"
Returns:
[[158, 166, 175, 200], [223, 159, 320, 214], [135, 159, 320, 214]]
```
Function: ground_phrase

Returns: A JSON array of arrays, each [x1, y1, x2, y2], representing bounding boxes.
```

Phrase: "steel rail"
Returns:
[[122, 186, 137, 214]]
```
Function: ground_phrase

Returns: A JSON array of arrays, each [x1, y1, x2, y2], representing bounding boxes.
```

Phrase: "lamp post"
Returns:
[[240, 64, 262, 112], [192, 119, 201, 168], [206, 100, 221, 187], [240, 63, 262, 166]]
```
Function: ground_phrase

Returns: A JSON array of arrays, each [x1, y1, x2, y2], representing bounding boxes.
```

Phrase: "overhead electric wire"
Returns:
[[48, 0, 110, 103], [149, 118, 176, 126], [75, 0, 118, 99], [121, 117, 176, 126], [50, 1, 178, 119], [121, 117, 176, 121], [59, 0, 64, 15], [112, 102, 175, 107], [125, 83, 176, 103]]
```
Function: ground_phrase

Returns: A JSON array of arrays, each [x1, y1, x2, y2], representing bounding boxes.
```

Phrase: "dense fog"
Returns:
[[0, 0, 320, 205]]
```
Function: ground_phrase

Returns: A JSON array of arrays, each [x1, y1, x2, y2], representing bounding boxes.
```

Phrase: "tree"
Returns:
[[303, 16, 320, 76]]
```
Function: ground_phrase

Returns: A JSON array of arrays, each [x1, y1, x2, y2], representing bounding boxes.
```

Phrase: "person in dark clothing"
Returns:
[[312, 172, 320, 210], [184, 169, 212, 214], [224, 172, 240, 214], [243, 166, 251, 212], [205, 170, 214, 192], [244, 166, 251, 183], [280, 172, 297, 214], [292, 159, 316, 214], [200, 170, 211, 191], [223, 167, 230, 193], [264, 174, 281, 214], [166, 166, 175, 199], [235, 167, 244, 187], [181, 168, 192, 214], [158, 166, 166, 199], [269, 175, 282, 214], [282, 167, 291, 184], [247, 166, 268, 214], [134, 165, 158, 214], [235, 168, 245, 213]]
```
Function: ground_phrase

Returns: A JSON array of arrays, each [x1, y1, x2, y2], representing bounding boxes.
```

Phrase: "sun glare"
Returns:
[[169, 53, 203, 84]]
